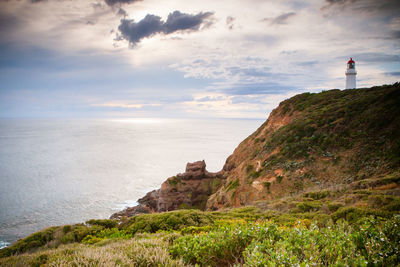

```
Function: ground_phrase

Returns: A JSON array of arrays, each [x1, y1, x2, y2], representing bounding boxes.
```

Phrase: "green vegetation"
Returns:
[[168, 176, 181, 186], [303, 190, 330, 200], [171, 217, 400, 266], [226, 179, 240, 191], [4, 208, 399, 266], [121, 209, 214, 235], [2, 195, 399, 266]]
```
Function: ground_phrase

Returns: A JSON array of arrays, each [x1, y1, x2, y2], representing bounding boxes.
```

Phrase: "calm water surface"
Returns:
[[0, 118, 263, 246]]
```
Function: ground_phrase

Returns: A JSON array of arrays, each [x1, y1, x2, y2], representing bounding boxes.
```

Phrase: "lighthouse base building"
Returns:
[[345, 58, 357, 89]]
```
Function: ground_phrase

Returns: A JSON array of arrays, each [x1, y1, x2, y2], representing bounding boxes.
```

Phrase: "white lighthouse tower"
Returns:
[[345, 57, 357, 89]]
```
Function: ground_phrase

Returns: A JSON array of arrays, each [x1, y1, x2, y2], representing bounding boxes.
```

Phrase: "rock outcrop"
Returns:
[[110, 160, 224, 219]]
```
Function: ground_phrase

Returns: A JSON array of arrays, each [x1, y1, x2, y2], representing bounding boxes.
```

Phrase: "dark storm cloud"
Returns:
[[262, 12, 296, 25], [163, 11, 213, 34], [105, 0, 142, 6], [118, 14, 163, 44], [118, 10, 213, 46]]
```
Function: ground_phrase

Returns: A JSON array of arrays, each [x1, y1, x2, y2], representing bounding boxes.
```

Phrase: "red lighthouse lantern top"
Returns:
[[347, 57, 355, 69]]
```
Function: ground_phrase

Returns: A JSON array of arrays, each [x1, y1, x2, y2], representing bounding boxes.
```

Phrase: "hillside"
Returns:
[[208, 83, 400, 209], [1, 83, 400, 266]]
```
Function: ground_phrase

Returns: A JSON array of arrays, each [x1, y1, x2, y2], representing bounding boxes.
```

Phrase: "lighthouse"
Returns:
[[345, 57, 357, 89]]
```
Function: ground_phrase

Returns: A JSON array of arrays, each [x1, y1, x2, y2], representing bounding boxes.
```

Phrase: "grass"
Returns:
[[0, 233, 188, 267]]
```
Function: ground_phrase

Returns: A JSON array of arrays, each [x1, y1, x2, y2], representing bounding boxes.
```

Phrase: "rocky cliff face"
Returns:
[[111, 160, 224, 219], [112, 84, 400, 219]]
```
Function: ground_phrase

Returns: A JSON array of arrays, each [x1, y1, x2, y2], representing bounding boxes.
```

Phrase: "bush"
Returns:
[[180, 225, 212, 235], [226, 179, 239, 191], [121, 209, 214, 235], [86, 219, 118, 229], [0, 227, 56, 257], [243, 221, 366, 266], [170, 221, 255, 266], [327, 202, 343, 212], [295, 201, 322, 212], [352, 216, 400, 265], [171, 219, 400, 266], [303, 190, 330, 200]]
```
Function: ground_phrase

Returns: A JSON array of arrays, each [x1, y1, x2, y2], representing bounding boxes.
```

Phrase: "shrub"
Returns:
[[81, 235, 103, 245], [246, 164, 254, 173], [170, 221, 255, 266], [167, 176, 181, 186], [60, 232, 75, 244], [303, 190, 330, 200], [327, 202, 343, 212], [243, 221, 367, 266], [0, 227, 56, 257], [86, 219, 118, 229], [121, 209, 214, 235], [352, 216, 400, 265], [248, 171, 261, 179], [331, 207, 369, 223], [295, 201, 322, 212], [263, 182, 271, 192], [180, 225, 212, 235], [96, 228, 132, 239], [226, 179, 239, 191], [62, 225, 72, 234]]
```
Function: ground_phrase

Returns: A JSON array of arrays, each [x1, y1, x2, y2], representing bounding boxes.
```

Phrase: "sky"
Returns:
[[0, 0, 399, 118]]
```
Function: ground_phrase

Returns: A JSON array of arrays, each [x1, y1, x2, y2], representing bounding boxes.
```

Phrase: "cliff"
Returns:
[[111, 83, 400, 219], [110, 160, 224, 219]]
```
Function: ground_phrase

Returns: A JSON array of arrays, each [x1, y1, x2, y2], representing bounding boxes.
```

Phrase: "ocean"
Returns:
[[0, 118, 263, 247]]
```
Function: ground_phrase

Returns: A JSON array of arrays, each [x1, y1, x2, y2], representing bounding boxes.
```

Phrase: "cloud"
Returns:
[[322, 0, 400, 16], [117, 10, 213, 46], [391, 30, 400, 39], [384, 71, 400, 77], [353, 53, 400, 63], [117, 8, 127, 17], [263, 12, 296, 25], [226, 16, 235, 30], [105, 0, 142, 6], [163, 11, 213, 34], [92, 102, 161, 109], [118, 14, 164, 44]]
